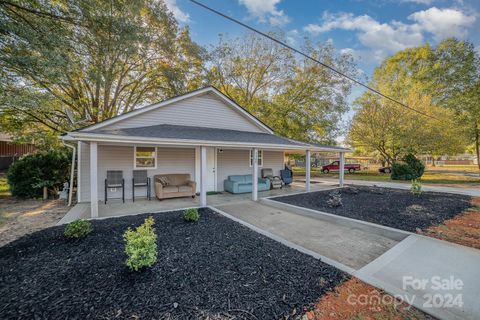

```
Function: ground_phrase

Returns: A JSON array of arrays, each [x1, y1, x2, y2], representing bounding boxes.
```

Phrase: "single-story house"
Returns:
[[61, 86, 349, 217]]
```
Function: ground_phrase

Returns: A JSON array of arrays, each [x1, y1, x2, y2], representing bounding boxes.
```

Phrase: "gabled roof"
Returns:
[[77, 86, 274, 134], [89, 124, 309, 147]]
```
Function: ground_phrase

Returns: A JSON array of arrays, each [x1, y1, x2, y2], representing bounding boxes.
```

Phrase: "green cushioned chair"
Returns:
[[224, 174, 270, 194]]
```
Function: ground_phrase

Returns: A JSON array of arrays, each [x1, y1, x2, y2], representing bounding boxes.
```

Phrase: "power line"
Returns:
[[189, 0, 438, 121]]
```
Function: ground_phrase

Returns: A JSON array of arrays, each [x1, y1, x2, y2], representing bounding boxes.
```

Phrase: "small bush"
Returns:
[[124, 217, 157, 271], [183, 208, 200, 222], [411, 179, 422, 196], [64, 219, 92, 239], [391, 154, 425, 180], [7, 149, 71, 198]]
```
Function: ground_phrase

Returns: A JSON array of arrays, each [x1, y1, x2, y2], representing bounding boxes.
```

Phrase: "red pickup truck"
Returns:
[[321, 161, 361, 173]]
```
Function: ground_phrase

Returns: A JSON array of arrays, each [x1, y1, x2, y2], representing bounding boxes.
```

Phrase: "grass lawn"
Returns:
[[292, 166, 480, 185], [0, 172, 10, 226], [0, 172, 10, 197]]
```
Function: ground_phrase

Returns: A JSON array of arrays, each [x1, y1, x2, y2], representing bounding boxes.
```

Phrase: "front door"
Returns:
[[205, 147, 216, 192]]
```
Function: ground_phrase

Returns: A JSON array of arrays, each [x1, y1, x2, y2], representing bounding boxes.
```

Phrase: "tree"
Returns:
[[348, 41, 470, 165], [0, 0, 206, 146], [208, 32, 356, 143]]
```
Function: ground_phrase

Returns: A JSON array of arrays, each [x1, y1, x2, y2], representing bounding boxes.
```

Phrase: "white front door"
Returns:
[[205, 147, 216, 192]]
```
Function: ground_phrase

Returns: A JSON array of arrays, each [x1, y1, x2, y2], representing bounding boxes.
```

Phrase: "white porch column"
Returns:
[[252, 148, 258, 201], [339, 152, 345, 187], [200, 146, 207, 207], [305, 150, 311, 192], [90, 142, 98, 218]]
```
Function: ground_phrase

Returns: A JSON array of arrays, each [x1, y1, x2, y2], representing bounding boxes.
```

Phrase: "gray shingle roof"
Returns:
[[89, 124, 310, 147]]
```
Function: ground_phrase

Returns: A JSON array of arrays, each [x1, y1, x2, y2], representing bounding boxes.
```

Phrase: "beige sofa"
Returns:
[[154, 174, 196, 200]]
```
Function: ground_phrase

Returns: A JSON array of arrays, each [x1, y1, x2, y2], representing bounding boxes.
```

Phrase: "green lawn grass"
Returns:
[[292, 166, 480, 185], [0, 173, 10, 226], [0, 173, 10, 197]]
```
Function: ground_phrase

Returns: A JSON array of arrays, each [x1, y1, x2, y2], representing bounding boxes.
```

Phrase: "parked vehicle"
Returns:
[[321, 161, 361, 173], [378, 166, 392, 174]]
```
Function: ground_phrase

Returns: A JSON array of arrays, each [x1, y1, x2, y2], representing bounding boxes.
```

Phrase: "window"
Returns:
[[249, 150, 263, 167], [134, 146, 157, 169]]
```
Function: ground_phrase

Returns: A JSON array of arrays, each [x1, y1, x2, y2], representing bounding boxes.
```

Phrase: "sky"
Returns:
[[164, 0, 480, 139]]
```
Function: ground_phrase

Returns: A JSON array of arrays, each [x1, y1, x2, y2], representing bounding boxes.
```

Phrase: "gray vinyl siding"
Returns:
[[216, 149, 284, 191], [78, 145, 283, 201], [95, 93, 265, 133], [78, 145, 195, 202]]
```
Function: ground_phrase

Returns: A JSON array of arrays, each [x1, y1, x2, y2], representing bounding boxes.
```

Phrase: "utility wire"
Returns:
[[189, 0, 438, 120]]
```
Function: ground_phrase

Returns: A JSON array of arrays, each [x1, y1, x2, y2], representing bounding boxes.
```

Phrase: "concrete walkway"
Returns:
[[355, 235, 480, 320], [214, 200, 480, 320], [317, 178, 480, 197], [213, 200, 401, 272]]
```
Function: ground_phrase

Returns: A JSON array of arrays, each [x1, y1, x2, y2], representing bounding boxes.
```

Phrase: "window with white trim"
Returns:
[[134, 146, 157, 169], [249, 150, 263, 167]]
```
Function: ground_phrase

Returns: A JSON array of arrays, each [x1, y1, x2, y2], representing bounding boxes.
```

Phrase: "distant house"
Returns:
[[61, 86, 349, 217], [0, 133, 36, 170]]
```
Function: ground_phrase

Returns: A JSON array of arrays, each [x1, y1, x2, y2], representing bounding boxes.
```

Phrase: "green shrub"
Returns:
[[124, 217, 157, 271], [7, 149, 71, 198], [411, 179, 422, 196], [183, 208, 200, 222], [64, 219, 92, 239], [391, 154, 425, 180]]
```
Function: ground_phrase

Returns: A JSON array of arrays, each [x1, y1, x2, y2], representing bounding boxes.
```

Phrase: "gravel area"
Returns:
[[273, 186, 473, 232], [0, 208, 347, 319]]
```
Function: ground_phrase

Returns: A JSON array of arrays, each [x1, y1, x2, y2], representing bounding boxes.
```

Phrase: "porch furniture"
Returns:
[[105, 170, 124, 204], [223, 175, 270, 194], [261, 168, 283, 189], [154, 174, 196, 200], [132, 170, 151, 202], [280, 167, 293, 185]]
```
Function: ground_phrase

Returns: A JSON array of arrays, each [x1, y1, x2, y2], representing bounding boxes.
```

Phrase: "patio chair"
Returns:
[[105, 170, 124, 204], [261, 168, 283, 189], [280, 166, 293, 185], [132, 170, 151, 202]]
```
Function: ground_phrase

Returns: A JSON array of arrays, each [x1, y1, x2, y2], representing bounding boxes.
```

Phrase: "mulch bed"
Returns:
[[273, 186, 473, 233], [0, 208, 347, 319]]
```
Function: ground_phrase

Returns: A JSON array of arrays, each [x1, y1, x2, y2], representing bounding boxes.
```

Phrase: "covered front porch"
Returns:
[[59, 179, 338, 224], [63, 123, 349, 221]]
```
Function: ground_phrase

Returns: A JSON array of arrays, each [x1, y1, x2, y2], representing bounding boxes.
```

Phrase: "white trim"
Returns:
[[306, 150, 311, 192], [65, 132, 351, 153], [77, 141, 81, 202], [194, 147, 200, 193], [133, 146, 157, 170], [78, 87, 273, 134], [339, 152, 345, 187], [200, 146, 207, 207], [249, 149, 263, 167], [90, 142, 98, 218], [252, 148, 258, 201]]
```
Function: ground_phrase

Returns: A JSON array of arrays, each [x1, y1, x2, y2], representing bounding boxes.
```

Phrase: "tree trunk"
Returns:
[[432, 157, 435, 167], [43, 187, 48, 200]]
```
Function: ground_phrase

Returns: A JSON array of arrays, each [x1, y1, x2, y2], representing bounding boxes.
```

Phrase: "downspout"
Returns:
[[62, 141, 76, 206]]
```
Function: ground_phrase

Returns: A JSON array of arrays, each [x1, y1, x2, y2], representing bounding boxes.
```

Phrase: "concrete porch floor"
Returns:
[[58, 181, 336, 224]]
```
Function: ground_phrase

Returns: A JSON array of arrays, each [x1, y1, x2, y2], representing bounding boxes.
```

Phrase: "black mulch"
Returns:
[[273, 186, 473, 232], [0, 208, 348, 320]]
